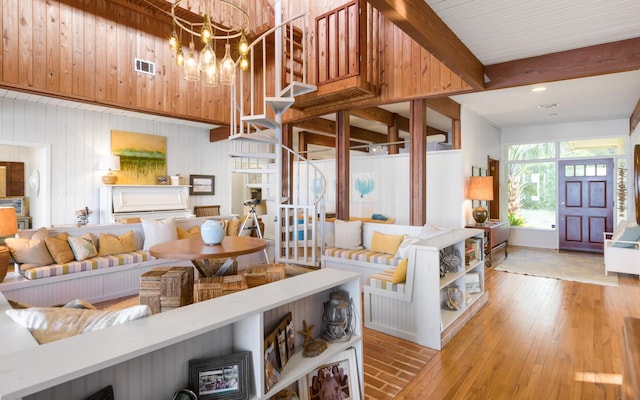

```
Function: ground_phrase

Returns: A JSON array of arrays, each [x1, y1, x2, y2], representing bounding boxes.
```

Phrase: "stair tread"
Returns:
[[229, 152, 276, 159], [229, 133, 278, 144], [241, 115, 280, 130]]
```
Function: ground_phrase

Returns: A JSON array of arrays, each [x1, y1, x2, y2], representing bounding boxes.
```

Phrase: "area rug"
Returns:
[[495, 248, 618, 287]]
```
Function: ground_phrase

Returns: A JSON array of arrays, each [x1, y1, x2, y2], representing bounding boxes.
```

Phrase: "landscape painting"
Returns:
[[111, 130, 167, 185]]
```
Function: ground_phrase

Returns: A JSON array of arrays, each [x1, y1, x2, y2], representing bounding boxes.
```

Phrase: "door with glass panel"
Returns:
[[558, 159, 613, 252]]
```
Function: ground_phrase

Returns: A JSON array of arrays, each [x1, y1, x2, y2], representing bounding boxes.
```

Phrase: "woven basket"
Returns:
[[243, 264, 286, 288], [197, 275, 248, 301]]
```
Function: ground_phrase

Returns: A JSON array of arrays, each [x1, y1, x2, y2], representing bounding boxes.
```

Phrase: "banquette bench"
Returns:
[[604, 220, 640, 278], [0, 216, 266, 307]]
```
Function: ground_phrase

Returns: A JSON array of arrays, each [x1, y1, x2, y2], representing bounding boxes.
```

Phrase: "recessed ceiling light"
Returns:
[[537, 103, 559, 109], [532, 87, 546, 92]]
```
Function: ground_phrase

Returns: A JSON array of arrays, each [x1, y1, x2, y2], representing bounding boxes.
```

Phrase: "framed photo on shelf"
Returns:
[[156, 175, 170, 185], [465, 272, 482, 294], [190, 174, 215, 195], [297, 347, 361, 400], [264, 336, 282, 393], [188, 351, 251, 400], [0, 196, 25, 216]]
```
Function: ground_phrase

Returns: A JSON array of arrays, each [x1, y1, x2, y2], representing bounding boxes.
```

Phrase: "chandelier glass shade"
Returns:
[[169, 0, 250, 85]]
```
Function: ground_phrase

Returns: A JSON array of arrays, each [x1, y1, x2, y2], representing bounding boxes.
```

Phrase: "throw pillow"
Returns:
[[392, 258, 409, 284], [16, 226, 49, 241], [612, 225, 640, 248], [5, 304, 151, 344], [177, 225, 201, 239], [334, 219, 362, 250], [370, 231, 406, 254], [44, 233, 75, 264], [5, 236, 54, 266], [226, 218, 241, 237], [98, 231, 136, 256], [395, 236, 422, 259], [141, 217, 178, 251], [68, 233, 98, 261]]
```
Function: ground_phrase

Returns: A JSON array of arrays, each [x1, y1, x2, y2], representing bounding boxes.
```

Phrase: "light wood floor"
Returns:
[[374, 252, 639, 400]]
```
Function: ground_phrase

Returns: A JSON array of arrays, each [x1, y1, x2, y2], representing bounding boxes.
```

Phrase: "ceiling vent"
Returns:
[[134, 58, 155, 76]]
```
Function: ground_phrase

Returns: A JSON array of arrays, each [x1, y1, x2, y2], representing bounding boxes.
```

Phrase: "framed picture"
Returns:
[[264, 337, 282, 392], [190, 174, 215, 195], [298, 347, 361, 400], [0, 196, 26, 216], [189, 351, 251, 400], [465, 272, 482, 293], [156, 175, 170, 185], [277, 329, 288, 368]]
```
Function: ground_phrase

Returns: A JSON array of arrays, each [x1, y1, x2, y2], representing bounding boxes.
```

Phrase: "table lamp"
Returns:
[[468, 176, 494, 224], [99, 155, 121, 184], [0, 206, 18, 282]]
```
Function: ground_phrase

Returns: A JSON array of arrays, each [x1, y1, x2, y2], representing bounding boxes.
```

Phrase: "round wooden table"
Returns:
[[149, 236, 267, 277]]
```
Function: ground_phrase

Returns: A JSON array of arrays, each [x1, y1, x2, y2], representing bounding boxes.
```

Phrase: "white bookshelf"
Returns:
[[0, 268, 362, 400]]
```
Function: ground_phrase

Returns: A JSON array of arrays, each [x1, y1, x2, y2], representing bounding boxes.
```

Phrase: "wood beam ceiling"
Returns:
[[484, 37, 640, 90], [294, 118, 389, 144], [367, 0, 484, 90], [300, 131, 368, 152]]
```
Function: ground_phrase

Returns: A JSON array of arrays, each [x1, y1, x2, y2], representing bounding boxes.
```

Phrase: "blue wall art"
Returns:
[[353, 173, 377, 202]]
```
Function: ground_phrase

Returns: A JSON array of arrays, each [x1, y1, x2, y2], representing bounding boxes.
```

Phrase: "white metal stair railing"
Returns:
[[277, 145, 326, 267]]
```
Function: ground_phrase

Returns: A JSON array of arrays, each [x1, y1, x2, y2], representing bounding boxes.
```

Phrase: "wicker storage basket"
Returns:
[[197, 275, 248, 301], [243, 264, 286, 288]]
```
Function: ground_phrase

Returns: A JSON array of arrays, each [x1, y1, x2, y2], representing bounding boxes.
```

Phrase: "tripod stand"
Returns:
[[239, 204, 270, 263]]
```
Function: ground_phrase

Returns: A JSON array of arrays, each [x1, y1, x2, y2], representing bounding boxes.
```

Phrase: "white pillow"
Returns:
[[142, 217, 178, 250], [418, 224, 451, 240], [334, 220, 362, 250], [68, 233, 98, 261], [395, 236, 422, 259], [5, 305, 151, 344]]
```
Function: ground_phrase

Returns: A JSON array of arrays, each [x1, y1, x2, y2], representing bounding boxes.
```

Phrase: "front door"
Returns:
[[558, 159, 614, 253]]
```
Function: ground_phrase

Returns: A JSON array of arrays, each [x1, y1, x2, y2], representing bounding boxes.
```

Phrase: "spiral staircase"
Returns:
[[228, 13, 326, 267]]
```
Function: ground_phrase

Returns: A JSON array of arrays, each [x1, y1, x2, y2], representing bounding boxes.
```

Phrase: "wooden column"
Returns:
[[336, 111, 350, 220], [388, 113, 400, 155], [410, 100, 427, 226], [282, 124, 294, 201], [452, 119, 461, 150]]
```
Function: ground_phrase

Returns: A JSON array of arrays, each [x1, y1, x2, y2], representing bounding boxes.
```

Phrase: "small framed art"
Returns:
[[189, 351, 251, 400], [156, 175, 170, 185], [298, 347, 361, 400], [465, 272, 482, 294], [190, 174, 215, 195]]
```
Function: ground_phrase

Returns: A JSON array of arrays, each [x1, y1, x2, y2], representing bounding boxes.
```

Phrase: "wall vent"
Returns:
[[134, 58, 155, 76]]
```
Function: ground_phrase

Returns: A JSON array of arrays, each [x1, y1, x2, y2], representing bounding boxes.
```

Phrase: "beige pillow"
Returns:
[[98, 231, 136, 256], [141, 217, 178, 250], [334, 219, 362, 250], [44, 233, 75, 264], [370, 231, 406, 255], [5, 237, 54, 266], [226, 218, 241, 237], [68, 233, 98, 261], [177, 226, 201, 239], [16, 226, 49, 241]]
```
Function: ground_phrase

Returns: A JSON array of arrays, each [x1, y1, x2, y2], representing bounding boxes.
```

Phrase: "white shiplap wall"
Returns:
[[0, 96, 231, 228]]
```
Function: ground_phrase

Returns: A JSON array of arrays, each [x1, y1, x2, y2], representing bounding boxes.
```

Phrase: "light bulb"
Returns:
[[239, 30, 249, 55], [219, 43, 235, 85], [239, 54, 249, 71]]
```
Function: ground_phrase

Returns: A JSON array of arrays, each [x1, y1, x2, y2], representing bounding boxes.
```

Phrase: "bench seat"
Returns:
[[367, 267, 406, 294], [323, 247, 403, 266], [20, 251, 149, 280]]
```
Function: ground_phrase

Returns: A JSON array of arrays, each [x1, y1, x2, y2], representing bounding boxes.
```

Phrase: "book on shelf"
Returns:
[[465, 238, 481, 265]]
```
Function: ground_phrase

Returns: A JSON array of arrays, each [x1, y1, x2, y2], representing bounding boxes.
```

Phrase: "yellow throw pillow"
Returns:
[[370, 231, 406, 255], [392, 258, 408, 284], [98, 231, 136, 256], [45, 233, 75, 264], [226, 218, 241, 237], [177, 226, 201, 239]]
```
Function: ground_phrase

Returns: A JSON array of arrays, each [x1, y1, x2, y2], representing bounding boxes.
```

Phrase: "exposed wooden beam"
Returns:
[[351, 108, 394, 126], [209, 126, 229, 142], [427, 98, 461, 120], [294, 118, 389, 143], [299, 131, 368, 152], [485, 38, 640, 90], [367, 0, 484, 90], [631, 98, 640, 135]]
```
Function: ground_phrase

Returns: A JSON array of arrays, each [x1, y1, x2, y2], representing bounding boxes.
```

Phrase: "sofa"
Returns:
[[0, 216, 266, 307], [604, 220, 640, 278]]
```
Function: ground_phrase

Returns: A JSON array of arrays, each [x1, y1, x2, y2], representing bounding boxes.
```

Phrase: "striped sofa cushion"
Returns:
[[367, 268, 405, 294], [323, 247, 402, 266], [20, 251, 149, 280]]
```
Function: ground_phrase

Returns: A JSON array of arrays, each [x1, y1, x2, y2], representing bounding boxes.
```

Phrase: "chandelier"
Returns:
[[168, 0, 250, 86]]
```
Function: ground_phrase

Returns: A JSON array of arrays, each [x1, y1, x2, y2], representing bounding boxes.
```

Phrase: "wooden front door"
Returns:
[[558, 159, 614, 253]]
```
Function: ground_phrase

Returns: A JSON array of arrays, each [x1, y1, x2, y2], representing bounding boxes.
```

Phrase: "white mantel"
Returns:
[[99, 185, 192, 223]]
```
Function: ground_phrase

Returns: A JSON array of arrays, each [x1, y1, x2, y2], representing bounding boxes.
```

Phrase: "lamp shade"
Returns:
[[0, 207, 18, 236], [98, 155, 121, 171], [468, 176, 494, 201]]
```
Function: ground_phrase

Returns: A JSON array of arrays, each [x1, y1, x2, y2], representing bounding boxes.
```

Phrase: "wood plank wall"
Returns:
[[0, 0, 257, 125]]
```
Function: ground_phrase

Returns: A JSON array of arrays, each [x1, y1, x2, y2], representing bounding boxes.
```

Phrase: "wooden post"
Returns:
[[282, 123, 294, 201], [388, 113, 400, 155], [410, 100, 427, 226], [336, 111, 350, 220]]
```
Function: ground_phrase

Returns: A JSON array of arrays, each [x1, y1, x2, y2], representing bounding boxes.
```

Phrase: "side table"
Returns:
[[465, 220, 510, 267]]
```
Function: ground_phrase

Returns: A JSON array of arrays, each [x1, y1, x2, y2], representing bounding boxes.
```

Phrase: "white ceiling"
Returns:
[[424, 0, 640, 129]]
